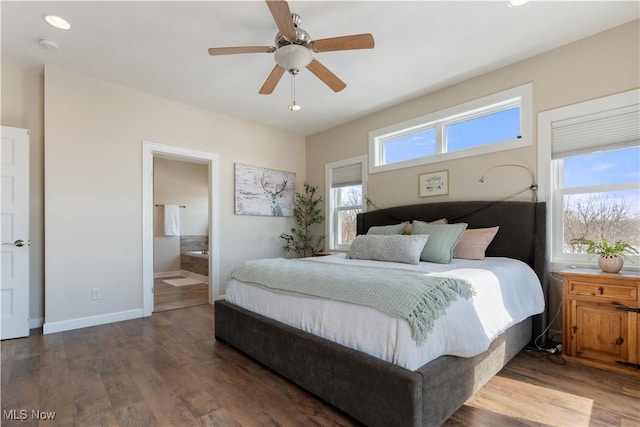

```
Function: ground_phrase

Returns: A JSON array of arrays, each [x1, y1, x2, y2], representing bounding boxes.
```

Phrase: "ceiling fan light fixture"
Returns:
[[274, 44, 312, 72], [288, 69, 301, 112]]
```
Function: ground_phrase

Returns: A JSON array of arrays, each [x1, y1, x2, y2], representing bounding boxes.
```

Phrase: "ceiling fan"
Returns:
[[208, 0, 375, 95]]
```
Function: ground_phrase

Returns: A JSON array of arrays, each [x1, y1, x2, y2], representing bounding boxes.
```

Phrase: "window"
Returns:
[[325, 156, 367, 251], [539, 89, 640, 268], [369, 84, 532, 173]]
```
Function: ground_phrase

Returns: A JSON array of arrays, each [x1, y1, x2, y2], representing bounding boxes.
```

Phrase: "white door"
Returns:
[[1, 126, 30, 339]]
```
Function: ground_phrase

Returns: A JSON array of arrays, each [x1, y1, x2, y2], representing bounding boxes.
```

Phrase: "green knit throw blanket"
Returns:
[[228, 258, 474, 345]]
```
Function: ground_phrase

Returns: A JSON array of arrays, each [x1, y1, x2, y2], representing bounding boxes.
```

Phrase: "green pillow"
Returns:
[[367, 222, 408, 235], [411, 221, 468, 263]]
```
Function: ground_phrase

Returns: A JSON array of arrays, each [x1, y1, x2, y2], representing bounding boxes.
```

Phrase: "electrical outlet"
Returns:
[[92, 288, 102, 300]]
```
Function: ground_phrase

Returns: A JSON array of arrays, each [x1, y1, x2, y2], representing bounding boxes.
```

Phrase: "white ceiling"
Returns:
[[2, 1, 638, 137]]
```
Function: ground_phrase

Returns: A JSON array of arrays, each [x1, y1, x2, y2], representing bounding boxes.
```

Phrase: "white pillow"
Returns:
[[347, 234, 429, 265]]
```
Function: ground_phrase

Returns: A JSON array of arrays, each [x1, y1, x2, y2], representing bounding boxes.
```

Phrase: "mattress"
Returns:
[[226, 254, 544, 370]]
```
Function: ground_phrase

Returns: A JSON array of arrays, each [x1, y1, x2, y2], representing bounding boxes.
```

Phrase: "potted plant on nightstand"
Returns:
[[570, 237, 639, 273]]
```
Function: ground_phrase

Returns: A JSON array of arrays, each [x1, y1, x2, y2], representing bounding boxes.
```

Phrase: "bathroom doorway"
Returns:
[[153, 157, 209, 312], [142, 141, 220, 317]]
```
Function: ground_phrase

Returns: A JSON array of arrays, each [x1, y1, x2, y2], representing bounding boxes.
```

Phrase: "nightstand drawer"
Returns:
[[568, 280, 637, 302]]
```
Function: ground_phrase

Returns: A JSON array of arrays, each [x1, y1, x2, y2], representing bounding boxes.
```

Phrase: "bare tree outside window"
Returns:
[[564, 193, 640, 254], [335, 185, 362, 246]]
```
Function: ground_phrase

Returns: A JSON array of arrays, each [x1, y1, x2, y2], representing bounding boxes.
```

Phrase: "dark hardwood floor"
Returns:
[[154, 277, 208, 312], [2, 304, 638, 426]]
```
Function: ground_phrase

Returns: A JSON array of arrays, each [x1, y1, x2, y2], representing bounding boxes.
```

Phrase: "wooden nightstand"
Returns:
[[561, 268, 640, 374]]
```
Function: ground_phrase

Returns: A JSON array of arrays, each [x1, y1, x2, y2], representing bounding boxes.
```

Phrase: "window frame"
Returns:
[[538, 88, 640, 271], [551, 159, 639, 264], [325, 155, 367, 252], [369, 83, 532, 173]]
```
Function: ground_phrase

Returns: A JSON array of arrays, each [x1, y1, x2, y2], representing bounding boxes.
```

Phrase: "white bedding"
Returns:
[[226, 254, 544, 370]]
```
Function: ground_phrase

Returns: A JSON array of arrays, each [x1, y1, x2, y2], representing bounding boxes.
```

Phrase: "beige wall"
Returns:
[[1, 63, 45, 327], [306, 20, 640, 334], [307, 20, 639, 206], [153, 158, 209, 274], [42, 65, 305, 327]]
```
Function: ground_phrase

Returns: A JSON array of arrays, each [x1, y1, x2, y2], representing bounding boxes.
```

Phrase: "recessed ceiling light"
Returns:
[[508, 0, 531, 7], [39, 39, 60, 50], [43, 15, 71, 30]]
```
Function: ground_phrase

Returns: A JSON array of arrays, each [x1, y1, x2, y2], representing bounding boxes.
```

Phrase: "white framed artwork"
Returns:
[[419, 170, 449, 197]]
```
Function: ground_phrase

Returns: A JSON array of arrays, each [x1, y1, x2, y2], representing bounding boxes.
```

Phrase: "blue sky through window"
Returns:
[[447, 108, 520, 152], [384, 129, 436, 164], [383, 108, 520, 164], [564, 146, 640, 220], [563, 146, 640, 187]]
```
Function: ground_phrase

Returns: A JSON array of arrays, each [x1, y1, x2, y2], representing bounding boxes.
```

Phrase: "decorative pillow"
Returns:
[[411, 221, 468, 264], [453, 226, 499, 260], [346, 234, 429, 265], [367, 222, 408, 235], [403, 218, 448, 235]]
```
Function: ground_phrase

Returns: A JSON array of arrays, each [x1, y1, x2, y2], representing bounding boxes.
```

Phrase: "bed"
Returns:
[[215, 200, 548, 427]]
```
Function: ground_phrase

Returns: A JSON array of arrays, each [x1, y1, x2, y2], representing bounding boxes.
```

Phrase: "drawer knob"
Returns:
[[598, 286, 605, 295], [615, 337, 624, 346]]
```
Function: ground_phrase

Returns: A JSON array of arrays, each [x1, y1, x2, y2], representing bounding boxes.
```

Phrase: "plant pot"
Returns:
[[598, 254, 624, 273]]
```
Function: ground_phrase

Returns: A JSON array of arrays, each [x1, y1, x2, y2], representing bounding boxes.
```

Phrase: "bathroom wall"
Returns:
[[153, 157, 209, 275]]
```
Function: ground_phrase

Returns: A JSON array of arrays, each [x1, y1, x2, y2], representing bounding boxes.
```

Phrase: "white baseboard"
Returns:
[[154, 270, 181, 278], [29, 317, 44, 329], [42, 309, 144, 335], [180, 270, 209, 283]]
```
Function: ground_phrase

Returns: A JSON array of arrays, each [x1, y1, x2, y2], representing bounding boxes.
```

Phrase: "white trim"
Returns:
[[29, 317, 44, 329], [43, 309, 143, 335], [370, 83, 532, 173], [142, 141, 221, 317], [325, 155, 367, 251]]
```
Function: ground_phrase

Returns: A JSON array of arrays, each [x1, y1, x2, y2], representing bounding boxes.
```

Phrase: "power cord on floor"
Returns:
[[527, 274, 566, 364], [524, 345, 566, 365]]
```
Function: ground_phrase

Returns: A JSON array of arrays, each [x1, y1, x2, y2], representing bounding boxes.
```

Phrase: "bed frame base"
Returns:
[[215, 299, 531, 427]]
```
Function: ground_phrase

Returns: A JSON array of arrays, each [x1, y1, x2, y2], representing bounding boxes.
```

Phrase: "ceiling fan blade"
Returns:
[[208, 46, 276, 56], [306, 59, 346, 93], [259, 65, 286, 94], [310, 33, 375, 52], [266, 0, 296, 41]]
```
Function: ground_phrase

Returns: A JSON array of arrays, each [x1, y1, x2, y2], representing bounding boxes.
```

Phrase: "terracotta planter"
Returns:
[[598, 254, 624, 273]]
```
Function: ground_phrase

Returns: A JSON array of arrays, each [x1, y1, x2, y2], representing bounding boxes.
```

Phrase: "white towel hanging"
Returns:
[[164, 205, 180, 236]]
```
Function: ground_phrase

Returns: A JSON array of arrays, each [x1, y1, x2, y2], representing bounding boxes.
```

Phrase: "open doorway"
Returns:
[[153, 157, 209, 311], [142, 141, 220, 317]]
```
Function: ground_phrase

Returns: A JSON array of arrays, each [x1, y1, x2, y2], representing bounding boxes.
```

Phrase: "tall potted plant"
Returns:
[[280, 182, 326, 258], [570, 237, 638, 273]]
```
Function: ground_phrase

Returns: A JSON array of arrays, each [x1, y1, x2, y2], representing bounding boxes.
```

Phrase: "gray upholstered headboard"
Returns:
[[356, 200, 548, 341]]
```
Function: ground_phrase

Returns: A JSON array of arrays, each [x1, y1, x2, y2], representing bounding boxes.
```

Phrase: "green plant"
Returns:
[[570, 237, 639, 259], [279, 182, 326, 258]]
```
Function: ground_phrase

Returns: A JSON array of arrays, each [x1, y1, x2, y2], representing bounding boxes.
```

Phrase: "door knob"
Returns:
[[1, 239, 28, 247]]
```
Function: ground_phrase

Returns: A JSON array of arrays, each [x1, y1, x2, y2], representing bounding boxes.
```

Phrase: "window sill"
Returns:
[[550, 260, 640, 274]]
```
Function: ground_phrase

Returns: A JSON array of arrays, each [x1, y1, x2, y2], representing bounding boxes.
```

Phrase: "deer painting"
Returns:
[[261, 173, 288, 216]]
